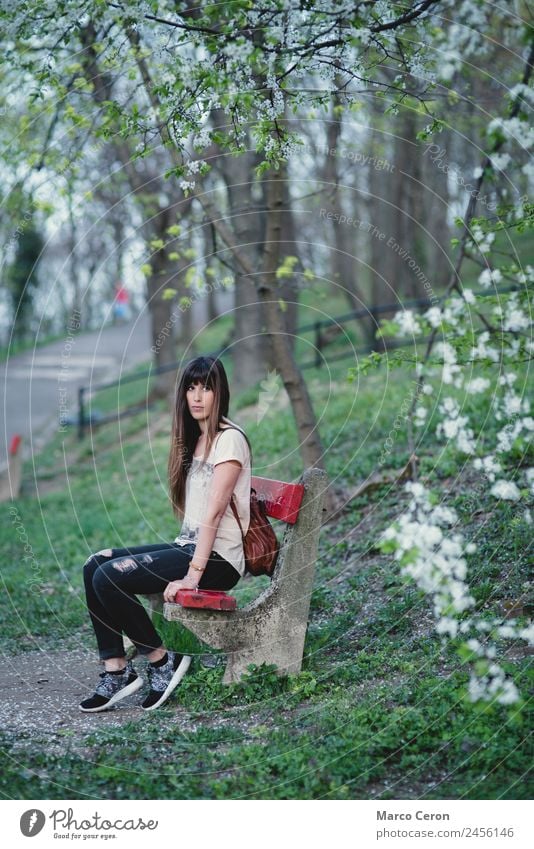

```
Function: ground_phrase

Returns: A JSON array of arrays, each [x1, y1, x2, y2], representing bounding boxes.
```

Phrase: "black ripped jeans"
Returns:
[[83, 542, 240, 660]]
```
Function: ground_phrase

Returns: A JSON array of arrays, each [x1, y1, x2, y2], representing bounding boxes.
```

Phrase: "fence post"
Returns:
[[78, 386, 85, 440], [314, 321, 323, 368]]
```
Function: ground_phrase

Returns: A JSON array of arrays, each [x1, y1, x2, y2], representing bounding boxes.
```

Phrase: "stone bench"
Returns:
[[162, 466, 328, 683]]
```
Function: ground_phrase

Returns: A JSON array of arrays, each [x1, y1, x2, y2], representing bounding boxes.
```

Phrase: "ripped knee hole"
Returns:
[[112, 553, 154, 573], [112, 557, 138, 573]]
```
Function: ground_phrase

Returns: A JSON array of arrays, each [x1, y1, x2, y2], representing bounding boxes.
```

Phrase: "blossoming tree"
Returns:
[[362, 10, 534, 705]]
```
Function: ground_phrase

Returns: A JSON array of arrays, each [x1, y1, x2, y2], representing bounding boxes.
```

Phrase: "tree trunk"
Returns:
[[68, 192, 83, 325], [323, 98, 373, 348], [215, 138, 269, 393], [422, 128, 450, 291], [207, 284, 218, 323], [368, 134, 397, 348], [275, 174, 300, 352], [146, 208, 179, 397], [261, 167, 333, 500], [391, 107, 428, 299]]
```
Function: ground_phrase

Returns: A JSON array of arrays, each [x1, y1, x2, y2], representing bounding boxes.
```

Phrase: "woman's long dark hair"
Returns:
[[168, 355, 251, 517]]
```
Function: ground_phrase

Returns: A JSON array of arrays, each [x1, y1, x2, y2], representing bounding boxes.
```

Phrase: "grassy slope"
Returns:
[[0, 341, 532, 800]]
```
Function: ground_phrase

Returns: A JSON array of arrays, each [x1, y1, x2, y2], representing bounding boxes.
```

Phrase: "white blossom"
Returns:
[[424, 306, 443, 328], [509, 83, 534, 106], [490, 152, 511, 171], [393, 309, 421, 335], [495, 679, 520, 705], [516, 265, 534, 284], [436, 341, 462, 385], [471, 331, 500, 362], [503, 306, 529, 332], [466, 377, 490, 394], [488, 116, 534, 150], [193, 128, 211, 149], [380, 472, 532, 707], [478, 267, 502, 288], [471, 225, 495, 254], [497, 624, 517, 639], [473, 454, 502, 482], [186, 159, 204, 175], [519, 623, 534, 645], [436, 617, 458, 637], [498, 373, 517, 387], [437, 396, 476, 453], [490, 480, 521, 501], [414, 406, 427, 427]]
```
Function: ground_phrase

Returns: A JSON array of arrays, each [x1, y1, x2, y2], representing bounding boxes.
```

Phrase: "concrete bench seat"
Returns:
[[163, 467, 327, 683]]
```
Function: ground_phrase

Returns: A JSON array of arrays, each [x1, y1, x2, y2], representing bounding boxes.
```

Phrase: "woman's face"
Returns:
[[186, 380, 215, 424]]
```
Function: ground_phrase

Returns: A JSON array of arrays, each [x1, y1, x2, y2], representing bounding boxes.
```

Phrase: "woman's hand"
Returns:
[[163, 575, 199, 602]]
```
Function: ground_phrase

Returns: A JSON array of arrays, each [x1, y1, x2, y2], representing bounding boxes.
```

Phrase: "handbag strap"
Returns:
[[219, 424, 247, 543], [229, 494, 245, 542]]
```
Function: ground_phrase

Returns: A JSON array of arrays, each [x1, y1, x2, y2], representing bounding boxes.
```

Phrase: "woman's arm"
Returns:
[[163, 459, 242, 599]]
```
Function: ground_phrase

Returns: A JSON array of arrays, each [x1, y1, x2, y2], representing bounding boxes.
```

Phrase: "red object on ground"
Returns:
[[174, 589, 237, 610], [9, 434, 22, 456], [250, 476, 304, 524]]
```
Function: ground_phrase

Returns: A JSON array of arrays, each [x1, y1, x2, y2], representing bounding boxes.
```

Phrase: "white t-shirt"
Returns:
[[173, 419, 251, 577]]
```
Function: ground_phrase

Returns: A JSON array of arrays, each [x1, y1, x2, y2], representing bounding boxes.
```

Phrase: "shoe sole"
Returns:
[[142, 655, 192, 711], [79, 675, 144, 713]]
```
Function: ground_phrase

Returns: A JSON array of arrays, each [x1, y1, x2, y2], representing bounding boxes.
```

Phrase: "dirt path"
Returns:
[[0, 647, 165, 742]]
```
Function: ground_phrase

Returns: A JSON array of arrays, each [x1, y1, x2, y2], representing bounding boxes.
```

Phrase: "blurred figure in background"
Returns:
[[112, 282, 130, 324]]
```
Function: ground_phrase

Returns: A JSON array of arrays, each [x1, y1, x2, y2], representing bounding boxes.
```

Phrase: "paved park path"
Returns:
[[1, 313, 153, 471], [1, 294, 231, 471]]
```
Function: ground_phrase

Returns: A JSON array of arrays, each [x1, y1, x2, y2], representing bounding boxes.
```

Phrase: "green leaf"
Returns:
[[276, 256, 298, 280]]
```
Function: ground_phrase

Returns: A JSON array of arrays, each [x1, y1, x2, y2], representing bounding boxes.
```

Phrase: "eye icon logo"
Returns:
[[20, 810, 46, 837]]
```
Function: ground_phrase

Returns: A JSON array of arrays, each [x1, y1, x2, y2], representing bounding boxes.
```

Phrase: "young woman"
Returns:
[[80, 356, 251, 712]]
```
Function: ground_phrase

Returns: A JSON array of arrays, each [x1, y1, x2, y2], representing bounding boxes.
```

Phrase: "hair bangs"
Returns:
[[183, 356, 218, 390]]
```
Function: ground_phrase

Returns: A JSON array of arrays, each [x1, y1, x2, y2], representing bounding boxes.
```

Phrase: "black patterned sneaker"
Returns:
[[141, 652, 191, 711], [79, 661, 144, 712]]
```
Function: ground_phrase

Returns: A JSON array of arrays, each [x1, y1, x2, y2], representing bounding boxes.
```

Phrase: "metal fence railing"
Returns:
[[76, 285, 519, 437]]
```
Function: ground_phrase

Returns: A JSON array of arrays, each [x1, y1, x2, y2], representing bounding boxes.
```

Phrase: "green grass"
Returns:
[[1, 665, 530, 799], [0, 354, 532, 800], [0, 330, 73, 363]]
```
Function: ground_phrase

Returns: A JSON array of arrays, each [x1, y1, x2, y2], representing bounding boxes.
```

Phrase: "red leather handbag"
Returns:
[[230, 490, 279, 577]]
